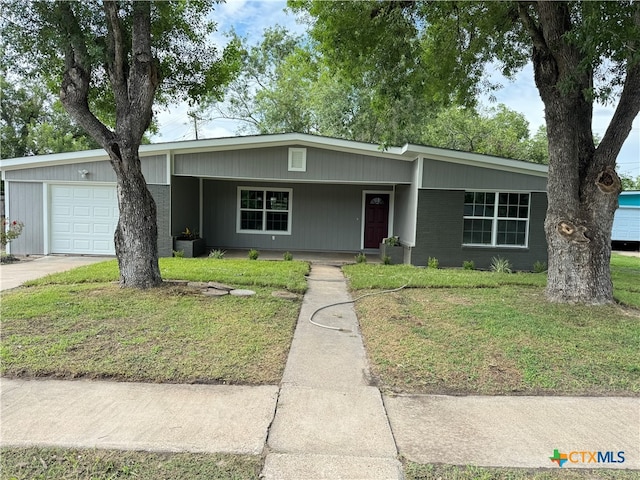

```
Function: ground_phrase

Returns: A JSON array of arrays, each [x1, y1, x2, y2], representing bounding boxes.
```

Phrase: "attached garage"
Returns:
[[50, 184, 118, 255]]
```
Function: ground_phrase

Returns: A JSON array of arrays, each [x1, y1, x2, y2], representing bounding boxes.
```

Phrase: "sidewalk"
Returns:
[[0, 255, 111, 291], [1, 263, 639, 476]]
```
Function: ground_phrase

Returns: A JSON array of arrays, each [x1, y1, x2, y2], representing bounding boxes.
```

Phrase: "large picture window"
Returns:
[[463, 192, 530, 247], [237, 187, 292, 234]]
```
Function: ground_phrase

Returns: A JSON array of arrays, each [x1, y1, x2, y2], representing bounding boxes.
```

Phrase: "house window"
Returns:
[[288, 148, 306, 172], [463, 192, 530, 247], [237, 187, 292, 234]]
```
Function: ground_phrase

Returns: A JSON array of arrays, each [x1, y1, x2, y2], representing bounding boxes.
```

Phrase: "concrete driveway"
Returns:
[[0, 255, 113, 291]]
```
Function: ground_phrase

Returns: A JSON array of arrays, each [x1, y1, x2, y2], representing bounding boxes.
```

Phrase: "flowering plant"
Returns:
[[1, 219, 24, 248], [177, 227, 199, 240]]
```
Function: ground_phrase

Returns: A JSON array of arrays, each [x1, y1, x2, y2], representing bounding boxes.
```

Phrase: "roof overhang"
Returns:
[[0, 132, 548, 177]]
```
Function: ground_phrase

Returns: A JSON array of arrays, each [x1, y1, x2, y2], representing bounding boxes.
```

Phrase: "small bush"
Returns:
[[383, 236, 400, 246], [490, 256, 512, 273], [427, 257, 439, 269], [283, 251, 293, 261], [173, 250, 184, 258], [355, 252, 367, 264], [248, 249, 260, 260], [533, 260, 548, 273], [209, 249, 226, 259], [382, 255, 392, 265], [462, 260, 475, 270]]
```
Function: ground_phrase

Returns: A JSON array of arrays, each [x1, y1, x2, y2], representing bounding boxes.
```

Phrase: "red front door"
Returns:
[[364, 193, 389, 248]]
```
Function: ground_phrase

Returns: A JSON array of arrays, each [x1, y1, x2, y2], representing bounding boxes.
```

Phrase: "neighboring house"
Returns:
[[0, 133, 549, 269], [612, 191, 640, 246]]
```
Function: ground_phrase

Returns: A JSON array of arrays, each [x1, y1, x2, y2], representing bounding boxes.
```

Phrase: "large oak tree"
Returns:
[[291, 0, 640, 304], [2, 0, 240, 287]]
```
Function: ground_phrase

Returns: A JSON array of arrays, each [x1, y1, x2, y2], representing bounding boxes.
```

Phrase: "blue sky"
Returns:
[[152, 0, 639, 177]]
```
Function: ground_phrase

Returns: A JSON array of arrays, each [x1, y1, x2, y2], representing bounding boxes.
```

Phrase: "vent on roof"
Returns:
[[288, 148, 306, 172]]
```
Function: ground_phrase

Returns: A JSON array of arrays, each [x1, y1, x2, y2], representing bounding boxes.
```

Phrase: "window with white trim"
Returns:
[[288, 148, 306, 172], [237, 187, 292, 234], [463, 192, 530, 247]]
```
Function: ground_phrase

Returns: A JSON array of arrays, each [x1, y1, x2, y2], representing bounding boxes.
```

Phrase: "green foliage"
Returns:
[[382, 255, 392, 265], [422, 104, 547, 162], [25, 258, 311, 293], [427, 257, 439, 269], [248, 249, 260, 260], [1, 219, 24, 248], [620, 174, 640, 190], [208, 249, 226, 259], [533, 261, 548, 273], [2, 1, 242, 110], [383, 236, 400, 246], [283, 251, 293, 261], [0, 77, 99, 159], [355, 252, 367, 264], [462, 260, 475, 270], [490, 256, 512, 274], [0, 448, 263, 480], [172, 250, 184, 258]]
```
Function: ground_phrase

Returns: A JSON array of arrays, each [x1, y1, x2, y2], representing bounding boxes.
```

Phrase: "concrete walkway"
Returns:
[[0, 255, 111, 291], [1, 262, 639, 476]]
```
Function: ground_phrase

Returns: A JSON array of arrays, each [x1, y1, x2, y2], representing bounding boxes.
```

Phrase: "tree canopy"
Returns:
[[290, 0, 640, 303], [211, 25, 549, 161]]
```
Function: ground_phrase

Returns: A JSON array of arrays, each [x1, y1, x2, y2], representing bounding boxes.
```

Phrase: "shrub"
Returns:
[[355, 252, 367, 264], [283, 251, 293, 261], [1, 219, 24, 249], [383, 236, 400, 246], [173, 250, 184, 258], [209, 249, 226, 259], [248, 249, 260, 260], [533, 260, 548, 273], [463, 260, 475, 270], [490, 256, 512, 273], [427, 257, 439, 269], [382, 255, 392, 265]]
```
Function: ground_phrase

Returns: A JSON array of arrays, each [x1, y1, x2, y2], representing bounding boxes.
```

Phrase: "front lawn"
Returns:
[[0, 259, 309, 384], [0, 447, 261, 480], [26, 257, 310, 293], [404, 462, 639, 480], [345, 254, 640, 395]]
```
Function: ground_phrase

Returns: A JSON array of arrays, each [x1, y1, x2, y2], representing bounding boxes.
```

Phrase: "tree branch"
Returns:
[[56, 1, 113, 148], [596, 4, 640, 166], [103, 0, 129, 120]]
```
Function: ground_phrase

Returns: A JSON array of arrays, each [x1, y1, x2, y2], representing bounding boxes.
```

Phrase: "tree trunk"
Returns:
[[110, 147, 162, 288], [57, 1, 163, 288], [528, 2, 622, 304]]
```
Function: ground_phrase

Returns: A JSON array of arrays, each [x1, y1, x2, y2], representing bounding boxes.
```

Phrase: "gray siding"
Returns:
[[202, 179, 391, 251], [3, 155, 167, 184], [393, 184, 415, 245], [7, 182, 44, 255], [148, 184, 172, 257], [422, 158, 547, 191], [412, 190, 548, 270], [171, 176, 200, 237], [176, 146, 413, 184]]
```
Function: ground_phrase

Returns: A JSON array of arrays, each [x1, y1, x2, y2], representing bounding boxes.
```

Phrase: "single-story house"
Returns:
[[1, 133, 549, 269], [612, 191, 640, 245]]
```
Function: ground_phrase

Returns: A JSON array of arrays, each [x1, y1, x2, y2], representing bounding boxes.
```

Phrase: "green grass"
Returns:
[[26, 257, 310, 293], [347, 254, 640, 395], [0, 447, 261, 480], [1, 260, 309, 384], [404, 462, 639, 479], [345, 253, 639, 307]]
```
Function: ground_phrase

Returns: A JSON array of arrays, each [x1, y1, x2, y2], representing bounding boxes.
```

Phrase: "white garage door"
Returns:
[[51, 184, 119, 255]]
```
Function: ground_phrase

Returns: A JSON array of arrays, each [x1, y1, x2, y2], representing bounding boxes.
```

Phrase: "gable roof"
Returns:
[[0, 132, 548, 177]]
